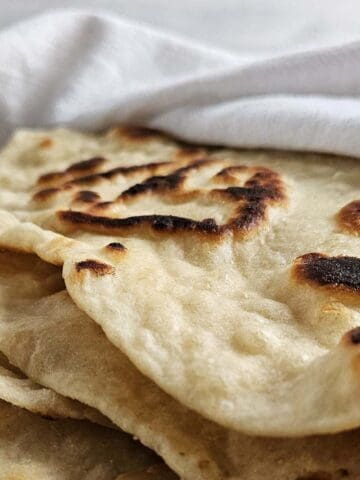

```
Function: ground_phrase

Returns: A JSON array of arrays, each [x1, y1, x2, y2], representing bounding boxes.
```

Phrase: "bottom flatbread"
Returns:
[[117, 464, 178, 480], [0, 399, 160, 480], [0, 250, 359, 480], [0, 352, 110, 425]]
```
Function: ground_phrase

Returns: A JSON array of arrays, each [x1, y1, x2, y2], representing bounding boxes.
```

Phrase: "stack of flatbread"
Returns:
[[0, 125, 358, 479]]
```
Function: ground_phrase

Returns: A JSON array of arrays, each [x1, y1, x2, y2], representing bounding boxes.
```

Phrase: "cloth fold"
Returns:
[[1, 9, 360, 157]]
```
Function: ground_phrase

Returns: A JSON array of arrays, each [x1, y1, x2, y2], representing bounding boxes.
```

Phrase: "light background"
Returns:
[[1, 1, 360, 57]]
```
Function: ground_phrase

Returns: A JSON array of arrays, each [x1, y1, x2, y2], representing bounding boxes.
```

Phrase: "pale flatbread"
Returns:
[[0, 126, 197, 212], [0, 128, 359, 436], [0, 249, 359, 480], [0, 399, 159, 480], [116, 464, 178, 480], [0, 239, 110, 426], [0, 352, 110, 425]]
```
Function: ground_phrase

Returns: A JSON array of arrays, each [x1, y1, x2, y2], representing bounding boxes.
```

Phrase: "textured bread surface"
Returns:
[[0, 249, 360, 479], [0, 397, 158, 480], [0, 126, 358, 436]]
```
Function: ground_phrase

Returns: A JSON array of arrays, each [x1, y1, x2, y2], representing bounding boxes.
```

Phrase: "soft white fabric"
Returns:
[[1, 9, 360, 157], [3, 1, 360, 58]]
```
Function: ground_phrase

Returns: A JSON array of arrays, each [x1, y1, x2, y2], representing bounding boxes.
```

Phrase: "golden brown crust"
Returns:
[[292, 253, 360, 299], [37, 156, 106, 187], [114, 126, 163, 141], [54, 159, 286, 240], [33, 163, 175, 199], [31, 142, 206, 205], [38, 137, 54, 149], [37, 171, 72, 187], [174, 146, 207, 162], [342, 327, 360, 347], [337, 200, 360, 236], [87, 162, 173, 183], [105, 242, 127, 252], [32, 187, 61, 202], [119, 159, 212, 199], [59, 210, 222, 237], [73, 190, 101, 204], [67, 156, 106, 173], [75, 259, 115, 276]]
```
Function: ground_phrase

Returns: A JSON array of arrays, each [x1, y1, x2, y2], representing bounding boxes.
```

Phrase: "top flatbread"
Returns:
[[0, 249, 360, 480], [0, 127, 359, 436]]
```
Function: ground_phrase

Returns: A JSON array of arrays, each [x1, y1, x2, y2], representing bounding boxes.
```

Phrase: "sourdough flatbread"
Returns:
[[0, 127, 359, 436], [0, 399, 159, 480], [0, 242, 110, 426], [0, 352, 110, 425], [116, 464, 178, 480], [0, 250, 359, 480], [0, 126, 195, 213]]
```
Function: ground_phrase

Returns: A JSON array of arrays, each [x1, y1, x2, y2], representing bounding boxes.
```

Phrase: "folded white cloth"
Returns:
[[1, 9, 360, 157]]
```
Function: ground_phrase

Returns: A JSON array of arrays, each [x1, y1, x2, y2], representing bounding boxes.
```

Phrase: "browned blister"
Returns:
[[38, 137, 54, 149], [292, 253, 360, 303], [37, 156, 107, 188], [73, 190, 101, 204], [105, 242, 127, 252], [114, 126, 163, 141], [337, 200, 360, 236], [38, 157, 288, 240], [75, 259, 115, 276]]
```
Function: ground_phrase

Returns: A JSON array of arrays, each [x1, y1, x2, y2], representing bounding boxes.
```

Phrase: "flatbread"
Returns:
[[0, 352, 110, 425], [0, 126, 198, 213], [0, 127, 359, 436], [0, 240, 110, 426], [116, 464, 178, 480], [0, 399, 159, 480], [0, 250, 359, 480]]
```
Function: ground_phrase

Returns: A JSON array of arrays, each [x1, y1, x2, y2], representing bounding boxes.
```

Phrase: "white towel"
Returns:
[[1, 9, 360, 157]]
